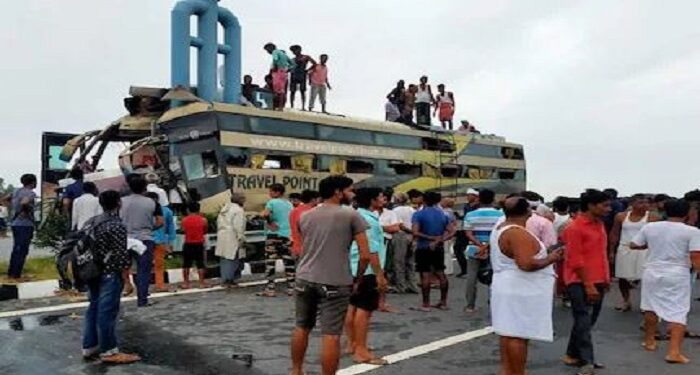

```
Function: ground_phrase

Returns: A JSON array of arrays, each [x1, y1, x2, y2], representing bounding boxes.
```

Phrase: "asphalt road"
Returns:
[[1, 277, 699, 375]]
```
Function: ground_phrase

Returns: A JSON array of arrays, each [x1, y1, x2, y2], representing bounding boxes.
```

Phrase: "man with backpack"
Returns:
[[81, 190, 140, 364]]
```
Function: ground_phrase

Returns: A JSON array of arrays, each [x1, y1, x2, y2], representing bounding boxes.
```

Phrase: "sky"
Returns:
[[1, 0, 698, 200]]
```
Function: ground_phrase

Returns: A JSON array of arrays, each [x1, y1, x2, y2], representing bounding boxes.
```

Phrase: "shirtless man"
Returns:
[[289, 45, 316, 110], [608, 194, 658, 311], [492, 197, 562, 375]]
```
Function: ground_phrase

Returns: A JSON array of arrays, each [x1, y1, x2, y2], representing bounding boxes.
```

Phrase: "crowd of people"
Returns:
[[3, 169, 700, 374]]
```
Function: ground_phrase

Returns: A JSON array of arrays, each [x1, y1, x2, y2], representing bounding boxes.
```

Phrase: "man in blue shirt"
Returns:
[[463, 189, 504, 312], [260, 183, 294, 297], [345, 187, 389, 365], [412, 191, 454, 311], [63, 168, 84, 215], [7, 174, 37, 280]]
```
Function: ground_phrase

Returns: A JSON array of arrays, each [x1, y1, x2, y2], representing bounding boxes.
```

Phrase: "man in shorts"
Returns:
[[289, 45, 315, 110], [344, 188, 390, 365], [291, 176, 375, 375], [180, 202, 209, 289], [412, 191, 453, 311]]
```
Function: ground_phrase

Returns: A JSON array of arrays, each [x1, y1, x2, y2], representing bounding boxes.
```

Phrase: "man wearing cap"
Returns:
[[454, 189, 480, 277]]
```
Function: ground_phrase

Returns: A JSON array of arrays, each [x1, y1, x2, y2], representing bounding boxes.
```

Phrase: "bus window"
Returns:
[[250, 117, 316, 139], [223, 147, 248, 167], [347, 159, 374, 174], [263, 155, 292, 170], [390, 162, 421, 176], [464, 143, 501, 158], [316, 155, 333, 172], [501, 147, 524, 160], [182, 154, 205, 180], [515, 170, 526, 181], [422, 138, 455, 152], [318, 126, 373, 144], [202, 150, 221, 177], [441, 165, 462, 178], [498, 170, 516, 179], [375, 160, 397, 176], [375, 133, 423, 149]]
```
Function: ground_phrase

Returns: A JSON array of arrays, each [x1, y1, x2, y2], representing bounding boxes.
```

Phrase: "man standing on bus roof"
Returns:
[[309, 54, 332, 114], [264, 43, 295, 111], [415, 76, 434, 126], [434, 84, 455, 130], [289, 45, 316, 111], [260, 183, 295, 297]]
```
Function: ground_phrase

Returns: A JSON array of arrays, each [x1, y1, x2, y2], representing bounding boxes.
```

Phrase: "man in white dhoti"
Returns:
[[630, 199, 700, 365], [491, 197, 562, 375]]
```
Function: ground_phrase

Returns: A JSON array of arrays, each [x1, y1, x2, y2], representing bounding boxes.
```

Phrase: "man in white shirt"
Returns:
[[391, 192, 419, 293], [145, 173, 169, 207], [378, 201, 401, 311], [71, 182, 103, 231]]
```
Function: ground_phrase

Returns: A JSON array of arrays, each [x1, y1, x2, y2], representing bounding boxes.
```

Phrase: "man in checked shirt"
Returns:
[[81, 190, 141, 364]]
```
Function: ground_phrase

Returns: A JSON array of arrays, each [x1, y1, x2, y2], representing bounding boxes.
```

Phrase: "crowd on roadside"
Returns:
[[3, 169, 700, 374], [256, 178, 700, 375]]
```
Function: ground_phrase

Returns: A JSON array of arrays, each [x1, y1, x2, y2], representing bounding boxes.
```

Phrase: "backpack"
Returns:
[[72, 215, 112, 283]]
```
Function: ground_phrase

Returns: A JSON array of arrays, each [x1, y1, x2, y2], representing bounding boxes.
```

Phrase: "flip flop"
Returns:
[[100, 353, 141, 364], [641, 342, 657, 351], [665, 355, 690, 364], [354, 357, 389, 366]]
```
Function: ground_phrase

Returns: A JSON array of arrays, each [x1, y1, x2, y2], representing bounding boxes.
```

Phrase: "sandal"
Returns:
[[101, 352, 141, 364], [665, 354, 690, 364], [353, 357, 389, 365], [431, 303, 450, 311], [641, 342, 657, 351], [256, 290, 277, 297]]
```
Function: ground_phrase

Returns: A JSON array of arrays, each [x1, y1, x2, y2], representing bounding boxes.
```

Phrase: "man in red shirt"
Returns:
[[180, 202, 209, 289], [289, 190, 320, 257], [562, 189, 611, 375]]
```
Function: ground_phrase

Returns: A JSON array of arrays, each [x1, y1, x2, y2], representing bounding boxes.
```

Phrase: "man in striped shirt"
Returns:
[[463, 189, 504, 313]]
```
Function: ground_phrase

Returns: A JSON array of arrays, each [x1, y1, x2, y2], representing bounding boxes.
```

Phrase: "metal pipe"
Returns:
[[171, 0, 209, 95], [218, 6, 241, 104]]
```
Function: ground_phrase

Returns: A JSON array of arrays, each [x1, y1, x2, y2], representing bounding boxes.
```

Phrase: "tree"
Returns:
[[0, 177, 15, 204]]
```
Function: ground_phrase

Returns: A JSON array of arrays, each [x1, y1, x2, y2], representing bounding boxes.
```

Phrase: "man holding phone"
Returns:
[[561, 189, 612, 375]]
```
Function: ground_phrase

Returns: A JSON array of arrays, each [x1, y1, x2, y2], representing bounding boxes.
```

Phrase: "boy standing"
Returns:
[[260, 183, 294, 297], [309, 54, 332, 113], [180, 202, 209, 289]]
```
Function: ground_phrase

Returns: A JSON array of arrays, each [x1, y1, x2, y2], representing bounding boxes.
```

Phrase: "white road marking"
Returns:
[[0, 278, 283, 319], [337, 326, 494, 375]]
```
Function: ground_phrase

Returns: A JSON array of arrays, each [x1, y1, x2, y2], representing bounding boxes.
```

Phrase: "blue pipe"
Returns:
[[171, 0, 209, 94], [218, 6, 241, 104], [171, 0, 242, 105]]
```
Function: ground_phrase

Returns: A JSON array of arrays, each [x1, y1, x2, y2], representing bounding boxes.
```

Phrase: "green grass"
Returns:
[[0, 256, 59, 282], [0, 254, 187, 283]]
